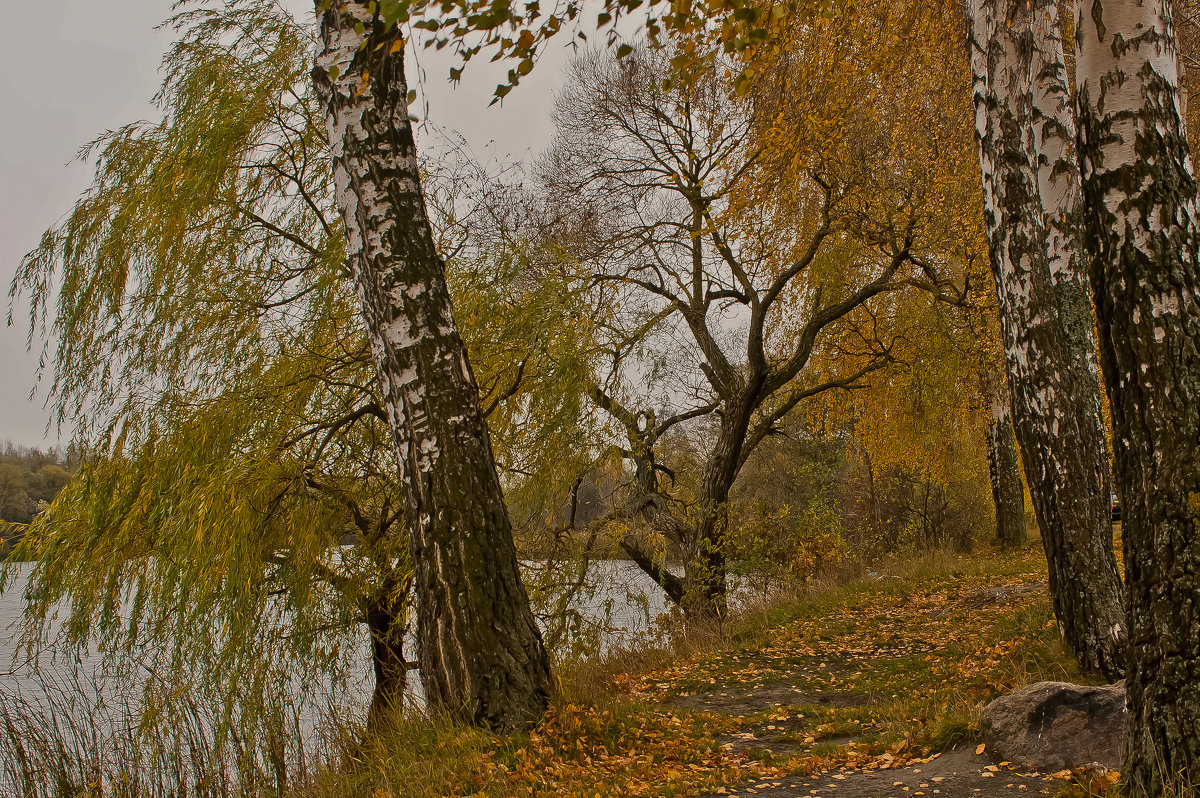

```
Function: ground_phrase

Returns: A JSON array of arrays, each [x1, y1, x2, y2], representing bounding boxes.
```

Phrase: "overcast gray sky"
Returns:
[[0, 1, 575, 450]]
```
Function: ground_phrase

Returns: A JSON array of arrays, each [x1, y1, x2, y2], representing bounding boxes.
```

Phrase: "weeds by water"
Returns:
[[0, 662, 342, 798], [0, 544, 1091, 798]]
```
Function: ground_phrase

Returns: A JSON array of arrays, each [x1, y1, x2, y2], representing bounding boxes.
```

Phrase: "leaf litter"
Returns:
[[338, 549, 1109, 797]]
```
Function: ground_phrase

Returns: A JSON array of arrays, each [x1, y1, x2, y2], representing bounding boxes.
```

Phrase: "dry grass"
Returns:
[[4, 542, 1113, 798], [298, 543, 1086, 797]]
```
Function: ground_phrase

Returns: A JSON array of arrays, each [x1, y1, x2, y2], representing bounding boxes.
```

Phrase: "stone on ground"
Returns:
[[981, 680, 1125, 771]]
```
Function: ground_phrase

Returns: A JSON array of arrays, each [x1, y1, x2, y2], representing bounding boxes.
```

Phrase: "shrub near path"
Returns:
[[309, 549, 1106, 797]]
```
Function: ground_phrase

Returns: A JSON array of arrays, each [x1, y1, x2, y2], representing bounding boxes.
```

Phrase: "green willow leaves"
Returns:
[[6, 0, 595, 734]]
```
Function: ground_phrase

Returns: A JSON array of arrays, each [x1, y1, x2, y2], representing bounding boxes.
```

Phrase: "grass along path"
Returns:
[[306, 546, 1108, 798]]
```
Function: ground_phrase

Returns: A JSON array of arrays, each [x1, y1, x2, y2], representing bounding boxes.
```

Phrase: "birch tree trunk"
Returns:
[[967, 0, 1126, 679], [1074, 0, 1200, 790], [312, 1, 552, 730], [985, 401, 1026, 547]]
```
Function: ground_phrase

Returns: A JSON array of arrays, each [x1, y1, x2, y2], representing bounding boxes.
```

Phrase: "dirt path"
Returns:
[[633, 573, 1071, 798], [701, 745, 1055, 797]]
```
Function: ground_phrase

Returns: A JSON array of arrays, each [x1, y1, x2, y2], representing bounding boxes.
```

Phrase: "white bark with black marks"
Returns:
[[986, 400, 1026, 548], [312, 0, 552, 730], [1075, 0, 1200, 790], [966, 0, 1125, 679]]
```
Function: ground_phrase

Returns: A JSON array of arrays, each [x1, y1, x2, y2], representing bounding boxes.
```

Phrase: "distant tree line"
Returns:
[[0, 442, 73, 524]]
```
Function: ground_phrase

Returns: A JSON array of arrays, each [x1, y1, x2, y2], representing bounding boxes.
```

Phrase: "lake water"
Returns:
[[0, 559, 770, 792], [0, 559, 676, 723]]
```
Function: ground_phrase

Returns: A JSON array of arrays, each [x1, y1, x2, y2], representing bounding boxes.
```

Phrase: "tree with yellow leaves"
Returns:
[[539, 11, 979, 618]]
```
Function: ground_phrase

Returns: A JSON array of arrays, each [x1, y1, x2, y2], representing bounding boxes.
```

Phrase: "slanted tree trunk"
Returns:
[[592, 385, 750, 622], [985, 401, 1026, 547], [312, 1, 552, 730], [591, 385, 733, 621], [966, 0, 1125, 680], [1074, 0, 1200, 791]]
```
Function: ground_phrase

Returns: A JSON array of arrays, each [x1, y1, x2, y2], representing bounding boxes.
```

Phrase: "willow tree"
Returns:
[[744, 0, 1022, 555], [7, 0, 584, 740], [4, 0, 410, 745], [850, 313, 1026, 553], [965, 0, 1125, 679], [751, 0, 1028, 553], [311, 0, 553, 728], [539, 24, 975, 618], [1074, 0, 1200, 790], [823, 276, 1024, 552]]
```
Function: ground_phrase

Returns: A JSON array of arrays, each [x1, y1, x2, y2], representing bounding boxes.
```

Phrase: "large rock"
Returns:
[[981, 681, 1126, 771]]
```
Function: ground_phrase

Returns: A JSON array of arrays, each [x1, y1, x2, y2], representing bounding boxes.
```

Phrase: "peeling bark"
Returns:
[[985, 401, 1026, 548], [312, 1, 552, 730], [1074, 0, 1200, 790], [966, 0, 1125, 680]]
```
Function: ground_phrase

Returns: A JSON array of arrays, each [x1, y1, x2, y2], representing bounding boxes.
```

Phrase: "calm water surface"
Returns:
[[0, 559, 675, 716]]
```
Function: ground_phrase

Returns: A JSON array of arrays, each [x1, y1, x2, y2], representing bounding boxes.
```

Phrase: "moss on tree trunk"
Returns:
[[1074, 0, 1200, 791], [313, 0, 552, 730]]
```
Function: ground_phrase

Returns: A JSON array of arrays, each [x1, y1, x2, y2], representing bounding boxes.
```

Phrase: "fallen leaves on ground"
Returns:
[[317, 548, 1087, 798]]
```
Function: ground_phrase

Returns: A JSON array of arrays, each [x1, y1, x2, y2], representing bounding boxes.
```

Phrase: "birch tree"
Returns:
[[985, 398, 1026, 548], [312, 0, 552, 728], [975, 321, 1026, 548], [1074, 0, 1200, 790], [966, 0, 1125, 679], [7, 1, 414, 739], [8, 0, 587, 736]]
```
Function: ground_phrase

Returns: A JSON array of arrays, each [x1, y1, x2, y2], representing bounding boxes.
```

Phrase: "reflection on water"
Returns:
[[0, 559, 675, 723], [0, 558, 761, 792]]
